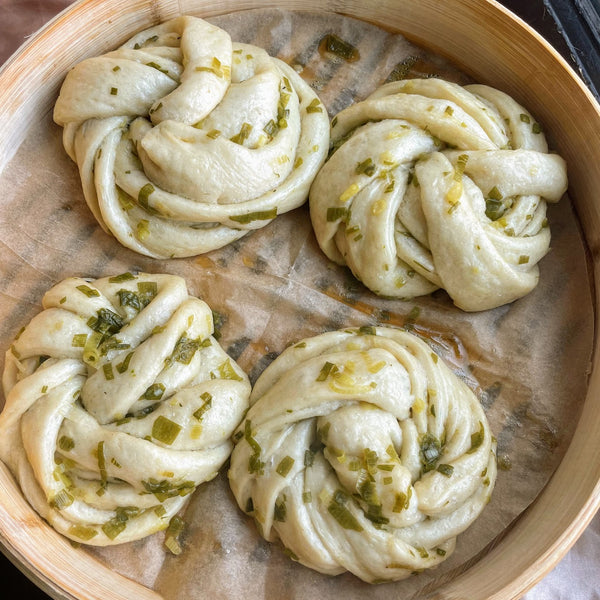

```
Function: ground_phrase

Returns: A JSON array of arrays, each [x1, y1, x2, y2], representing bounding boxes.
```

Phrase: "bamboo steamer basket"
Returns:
[[0, 0, 598, 598]]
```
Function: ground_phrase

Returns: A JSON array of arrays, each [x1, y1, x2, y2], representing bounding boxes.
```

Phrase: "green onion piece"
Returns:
[[365, 504, 389, 526], [377, 464, 395, 472], [230, 208, 277, 224], [142, 479, 195, 502], [357, 475, 379, 506], [363, 448, 378, 475], [327, 489, 363, 531], [166, 335, 202, 366], [276, 456, 295, 477], [263, 119, 278, 137], [306, 98, 323, 113], [97, 441, 108, 490], [357, 325, 377, 336], [152, 416, 181, 445], [58, 436, 75, 451], [230, 122, 253, 145], [117, 281, 157, 313], [99, 338, 130, 355], [115, 506, 141, 522], [116, 186, 135, 211], [103, 363, 115, 381], [467, 422, 485, 454], [116, 351, 134, 374], [519, 113, 531, 123], [274, 496, 287, 522], [206, 129, 221, 139], [487, 186, 503, 201], [145, 61, 168, 74], [137, 183, 157, 214], [319, 33, 360, 62], [110, 87, 118, 96], [304, 449, 315, 467], [88, 308, 124, 335], [385, 55, 419, 82], [216, 358, 243, 381], [68, 524, 98, 541], [436, 463, 454, 477], [72, 333, 88, 348], [142, 382, 165, 401], [454, 154, 469, 181], [326, 206, 348, 222], [348, 459, 361, 471], [164, 515, 185, 555], [101, 518, 126, 540], [193, 392, 212, 421], [355, 157, 376, 176], [109, 272, 136, 283], [137, 219, 150, 241], [532, 122, 542, 134], [303, 491, 312, 503], [316, 361, 337, 382], [76, 284, 100, 298], [393, 489, 411, 513], [244, 420, 265, 475], [419, 432, 442, 473], [50, 489, 74, 510], [386, 444, 400, 462], [485, 198, 505, 221], [83, 331, 103, 366], [518, 255, 530, 264]]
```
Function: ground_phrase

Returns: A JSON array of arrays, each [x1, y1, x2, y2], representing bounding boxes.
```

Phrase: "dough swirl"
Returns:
[[309, 78, 568, 311], [53, 16, 329, 258], [0, 273, 250, 545], [228, 327, 496, 582]]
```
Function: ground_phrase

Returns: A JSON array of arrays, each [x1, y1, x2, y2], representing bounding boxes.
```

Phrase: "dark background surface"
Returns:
[[0, 0, 596, 597]]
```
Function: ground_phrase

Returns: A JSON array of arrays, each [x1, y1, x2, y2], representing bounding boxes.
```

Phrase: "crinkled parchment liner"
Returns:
[[0, 8, 593, 600]]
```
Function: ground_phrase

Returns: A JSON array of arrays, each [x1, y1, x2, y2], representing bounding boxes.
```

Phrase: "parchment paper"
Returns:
[[0, 8, 593, 599]]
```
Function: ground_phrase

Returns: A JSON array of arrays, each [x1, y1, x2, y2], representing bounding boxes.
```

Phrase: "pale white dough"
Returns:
[[53, 16, 330, 258], [228, 327, 496, 583], [309, 78, 568, 311], [0, 273, 251, 546]]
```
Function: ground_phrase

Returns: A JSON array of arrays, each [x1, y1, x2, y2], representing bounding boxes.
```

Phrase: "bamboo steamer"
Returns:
[[0, 1, 598, 599]]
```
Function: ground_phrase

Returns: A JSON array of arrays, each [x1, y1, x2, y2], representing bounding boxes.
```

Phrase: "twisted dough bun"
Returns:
[[309, 78, 568, 311], [228, 327, 496, 583], [0, 273, 250, 545], [53, 16, 329, 258]]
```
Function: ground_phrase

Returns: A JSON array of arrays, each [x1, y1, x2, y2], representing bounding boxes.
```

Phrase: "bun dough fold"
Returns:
[[54, 16, 329, 258], [228, 327, 496, 582], [309, 78, 568, 311], [0, 273, 250, 545]]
